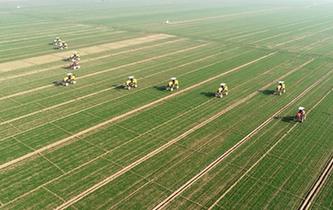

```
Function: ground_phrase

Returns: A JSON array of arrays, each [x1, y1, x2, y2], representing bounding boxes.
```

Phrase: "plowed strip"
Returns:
[[0, 34, 174, 73], [0, 39, 184, 81]]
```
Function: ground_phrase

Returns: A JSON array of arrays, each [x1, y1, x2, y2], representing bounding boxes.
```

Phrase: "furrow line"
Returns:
[[299, 155, 333, 210]]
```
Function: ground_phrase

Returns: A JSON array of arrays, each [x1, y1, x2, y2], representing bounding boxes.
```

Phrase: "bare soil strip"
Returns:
[[0, 52, 276, 172], [299, 155, 333, 210], [0, 39, 184, 81], [208, 84, 333, 210], [53, 53, 311, 210], [0, 43, 205, 102], [0, 34, 174, 73], [152, 59, 317, 210]]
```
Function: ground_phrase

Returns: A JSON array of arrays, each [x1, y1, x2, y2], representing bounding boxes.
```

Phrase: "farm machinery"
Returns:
[[216, 83, 229, 98], [124, 76, 138, 90], [295, 107, 306, 123], [62, 73, 77, 86], [166, 77, 179, 91], [276, 81, 286, 95]]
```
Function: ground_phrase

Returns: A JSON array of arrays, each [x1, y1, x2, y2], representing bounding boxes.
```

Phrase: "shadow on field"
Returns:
[[200, 92, 216, 98], [259, 89, 275, 95], [274, 115, 295, 123], [53, 81, 64, 86], [113, 84, 125, 90], [153, 86, 166, 91]]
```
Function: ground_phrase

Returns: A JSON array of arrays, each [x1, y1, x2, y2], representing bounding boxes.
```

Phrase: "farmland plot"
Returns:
[[0, 0, 332, 209]]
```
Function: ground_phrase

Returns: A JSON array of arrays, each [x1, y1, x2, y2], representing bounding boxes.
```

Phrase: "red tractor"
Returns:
[[295, 107, 306, 123]]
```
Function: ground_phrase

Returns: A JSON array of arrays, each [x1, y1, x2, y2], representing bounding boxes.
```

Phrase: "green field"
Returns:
[[0, 0, 332, 209]]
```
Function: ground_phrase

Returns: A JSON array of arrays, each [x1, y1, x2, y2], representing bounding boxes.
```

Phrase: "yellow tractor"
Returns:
[[166, 77, 179, 91], [216, 83, 229, 98], [63, 73, 76, 86], [276, 81, 286, 95], [125, 76, 138, 90]]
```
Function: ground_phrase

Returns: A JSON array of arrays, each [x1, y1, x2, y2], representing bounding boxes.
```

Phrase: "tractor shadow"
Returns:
[[153, 86, 167, 91], [200, 92, 216, 98], [259, 89, 275, 95], [274, 115, 295, 123], [113, 84, 126, 90], [53, 81, 64, 86]]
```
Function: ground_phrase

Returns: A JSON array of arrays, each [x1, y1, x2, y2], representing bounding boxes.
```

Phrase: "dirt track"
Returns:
[[0, 34, 174, 73]]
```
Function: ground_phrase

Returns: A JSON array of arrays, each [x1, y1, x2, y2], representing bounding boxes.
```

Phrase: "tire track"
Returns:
[[274, 26, 333, 47], [208, 85, 333, 210], [299, 155, 333, 210], [0, 52, 276, 172]]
